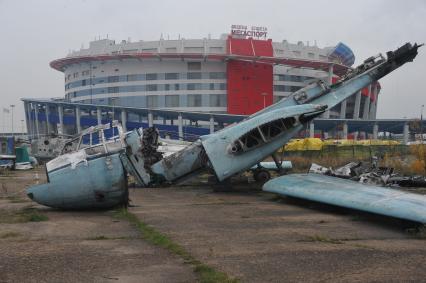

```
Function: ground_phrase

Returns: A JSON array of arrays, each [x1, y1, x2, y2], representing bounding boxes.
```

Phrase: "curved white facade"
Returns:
[[52, 36, 377, 119]]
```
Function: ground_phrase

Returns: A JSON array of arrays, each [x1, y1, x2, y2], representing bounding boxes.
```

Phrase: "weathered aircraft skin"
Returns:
[[201, 104, 325, 181], [27, 152, 127, 209], [27, 123, 128, 209], [263, 174, 426, 224]]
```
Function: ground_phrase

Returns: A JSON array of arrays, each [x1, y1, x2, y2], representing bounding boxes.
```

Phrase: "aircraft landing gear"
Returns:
[[253, 169, 271, 183]]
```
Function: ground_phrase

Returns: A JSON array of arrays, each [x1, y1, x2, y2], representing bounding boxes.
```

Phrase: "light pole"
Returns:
[[261, 92, 268, 108], [10, 104, 15, 138], [421, 105, 424, 143], [111, 97, 116, 138]]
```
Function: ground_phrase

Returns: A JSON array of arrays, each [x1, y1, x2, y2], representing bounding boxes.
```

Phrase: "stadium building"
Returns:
[[50, 32, 378, 118], [23, 29, 382, 140]]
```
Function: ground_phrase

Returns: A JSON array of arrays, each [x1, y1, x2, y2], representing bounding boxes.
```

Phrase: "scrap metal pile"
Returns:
[[309, 160, 426, 188]]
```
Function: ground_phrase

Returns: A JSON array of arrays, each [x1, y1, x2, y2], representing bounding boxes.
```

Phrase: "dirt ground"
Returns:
[[1, 168, 426, 282], [0, 169, 195, 283], [129, 183, 426, 282]]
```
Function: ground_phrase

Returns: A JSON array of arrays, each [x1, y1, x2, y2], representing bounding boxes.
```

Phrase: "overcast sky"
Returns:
[[1, 0, 425, 132]]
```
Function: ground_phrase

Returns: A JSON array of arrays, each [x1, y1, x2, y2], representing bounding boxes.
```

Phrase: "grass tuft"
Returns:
[[0, 208, 48, 223], [113, 208, 238, 283]]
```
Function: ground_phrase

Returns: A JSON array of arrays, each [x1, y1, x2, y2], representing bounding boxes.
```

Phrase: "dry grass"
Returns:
[[0, 208, 48, 224], [286, 155, 366, 173], [285, 146, 426, 176]]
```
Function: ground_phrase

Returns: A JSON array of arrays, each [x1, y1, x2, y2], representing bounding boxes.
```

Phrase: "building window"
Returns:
[[165, 73, 178, 80], [147, 95, 158, 108], [146, 73, 158, 80], [73, 72, 79, 78], [219, 83, 226, 90], [127, 74, 138, 81], [187, 72, 202, 79], [274, 85, 286, 92], [108, 87, 119, 93], [115, 68, 119, 72], [146, 84, 157, 91], [209, 83, 215, 90], [82, 70, 90, 76], [82, 80, 86, 86], [187, 94, 202, 107], [187, 83, 201, 90], [209, 94, 226, 107], [187, 62, 201, 71], [175, 84, 180, 91], [165, 95, 179, 107], [209, 72, 226, 79], [108, 76, 119, 83], [165, 84, 170, 91]]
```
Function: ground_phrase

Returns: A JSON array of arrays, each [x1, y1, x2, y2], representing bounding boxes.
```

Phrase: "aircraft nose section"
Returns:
[[27, 192, 34, 200], [26, 184, 53, 206]]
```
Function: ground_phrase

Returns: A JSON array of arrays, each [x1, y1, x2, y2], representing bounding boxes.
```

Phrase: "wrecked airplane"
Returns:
[[26, 43, 425, 220], [27, 123, 129, 209]]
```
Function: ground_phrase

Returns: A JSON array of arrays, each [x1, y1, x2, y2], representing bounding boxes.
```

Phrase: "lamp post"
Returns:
[[20, 120, 24, 135], [111, 97, 116, 138], [10, 104, 15, 138], [261, 92, 268, 109], [421, 105, 424, 144]]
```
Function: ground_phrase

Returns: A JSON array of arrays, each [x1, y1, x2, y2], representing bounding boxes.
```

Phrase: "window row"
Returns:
[[273, 85, 303, 92], [77, 94, 227, 108], [274, 74, 315, 82], [66, 83, 227, 97], [65, 72, 227, 90]]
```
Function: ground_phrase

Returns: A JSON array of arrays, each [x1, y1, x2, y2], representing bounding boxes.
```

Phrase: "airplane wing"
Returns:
[[263, 173, 426, 224]]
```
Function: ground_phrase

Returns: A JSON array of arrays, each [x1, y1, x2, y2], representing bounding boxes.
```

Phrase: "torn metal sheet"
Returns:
[[150, 141, 206, 183], [263, 174, 426, 224], [389, 176, 426, 187], [309, 163, 331, 175]]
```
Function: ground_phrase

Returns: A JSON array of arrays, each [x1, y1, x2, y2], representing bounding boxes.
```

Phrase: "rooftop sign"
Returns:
[[231, 25, 268, 39]]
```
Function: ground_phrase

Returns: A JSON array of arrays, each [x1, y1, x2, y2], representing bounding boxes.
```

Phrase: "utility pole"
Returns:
[[20, 120, 24, 135], [421, 104, 424, 144], [10, 104, 15, 138], [111, 97, 116, 138]]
